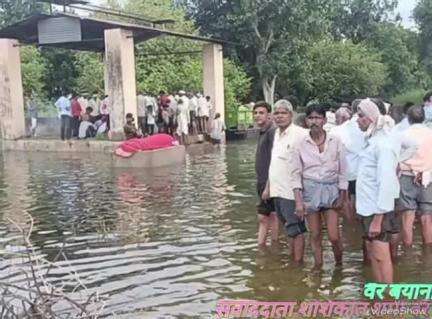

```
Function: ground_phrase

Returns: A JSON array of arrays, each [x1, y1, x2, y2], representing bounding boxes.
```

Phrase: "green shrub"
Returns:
[[391, 89, 427, 106]]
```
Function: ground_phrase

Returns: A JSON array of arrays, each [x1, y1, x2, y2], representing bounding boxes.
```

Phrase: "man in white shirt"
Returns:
[[55, 93, 72, 140], [263, 99, 309, 264], [88, 96, 98, 116], [188, 92, 198, 135], [137, 93, 147, 135], [146, 97, 157, 135], [356, 98, 399, 283], [197, 94, 209, 133], [176, 98, 190, 145], [100, 95, 110, 116], [331, 106, 365, 222]]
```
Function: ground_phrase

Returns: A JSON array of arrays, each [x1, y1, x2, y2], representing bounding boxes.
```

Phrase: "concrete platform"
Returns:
[[1, 139, 186, 168], [2, 138, 120, 153], [112, 145, 186, 168]]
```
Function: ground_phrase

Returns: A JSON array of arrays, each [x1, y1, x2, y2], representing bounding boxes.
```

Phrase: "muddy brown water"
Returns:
[[0, 141, 430, 318]]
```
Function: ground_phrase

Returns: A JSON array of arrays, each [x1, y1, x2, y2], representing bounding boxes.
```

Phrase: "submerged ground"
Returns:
[[0, 141, 430, 318]]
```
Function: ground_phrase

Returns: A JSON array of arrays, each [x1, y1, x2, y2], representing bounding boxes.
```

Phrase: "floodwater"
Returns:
[[0, 141, 431, 318]]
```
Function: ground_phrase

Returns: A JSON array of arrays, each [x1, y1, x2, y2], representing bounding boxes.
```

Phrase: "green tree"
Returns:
[[74, 52, 105, 96], [0, 0, 45, 26], [414, 0, 432, 75], [184, 0, 334, 103], [40, 48, 79, 97], [329, 0, 398, 43], [20, 46, 47, 98], [293, 39, 386, 103], [103, 0, 251, 120], [184, 0, 401, 102], [366, 22, 427, 97]]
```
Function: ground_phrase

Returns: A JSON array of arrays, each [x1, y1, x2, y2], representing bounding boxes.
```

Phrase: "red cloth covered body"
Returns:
[[71, 99, 82, 117], [115, 134, 178, 157]]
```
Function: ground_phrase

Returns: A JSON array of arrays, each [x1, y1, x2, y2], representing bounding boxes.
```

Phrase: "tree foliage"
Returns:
[[74, 52, 105, 96], [40, 48, 79, 97], [14, 0, 432, 120], [182, 0, 405, 103], [0, 0, 45, 26], [64, 0, 251, 121], [329, 0, 398, 43], [365, 23, 428, 96], [414, 0, 432, 75], [21, 46, 47, 98], [292, 39, 386, 102], [184, 0, 332, 103], [131, 0, 252, 121]]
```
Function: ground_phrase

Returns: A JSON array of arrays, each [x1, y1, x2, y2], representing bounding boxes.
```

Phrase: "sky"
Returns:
[[397, 0, 417, 28]]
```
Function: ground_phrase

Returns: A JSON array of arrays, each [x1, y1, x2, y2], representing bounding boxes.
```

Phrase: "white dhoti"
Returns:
[[177, 115, 189, 135]]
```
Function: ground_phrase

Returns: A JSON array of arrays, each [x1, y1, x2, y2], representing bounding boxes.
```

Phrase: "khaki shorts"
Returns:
[[360, 211, 400, 242], [397, 175, 432, 214], [303, 179, 339, 213], [274, 198, 307, 238]]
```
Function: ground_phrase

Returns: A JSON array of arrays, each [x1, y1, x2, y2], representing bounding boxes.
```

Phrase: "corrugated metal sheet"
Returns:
[[38, 17, 82, 44]]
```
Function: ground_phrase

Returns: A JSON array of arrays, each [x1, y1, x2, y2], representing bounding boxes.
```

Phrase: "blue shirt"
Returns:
[[356, 130, 400, 216], [55, 96, 71, 116]]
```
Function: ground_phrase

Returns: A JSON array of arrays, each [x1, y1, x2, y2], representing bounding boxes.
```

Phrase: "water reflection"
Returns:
[[0, 142, 430, 317]]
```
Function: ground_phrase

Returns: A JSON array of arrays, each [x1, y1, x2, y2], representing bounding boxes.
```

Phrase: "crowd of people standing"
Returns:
[[135, 90, 215, 144], [44, 90, 218, 144], [54, 93, 110, 140], [255, 94, 432, 284]]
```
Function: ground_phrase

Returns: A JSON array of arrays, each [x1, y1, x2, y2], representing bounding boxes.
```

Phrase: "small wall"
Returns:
[[2, 139, 186, 168], [2, 138, 120, 153]]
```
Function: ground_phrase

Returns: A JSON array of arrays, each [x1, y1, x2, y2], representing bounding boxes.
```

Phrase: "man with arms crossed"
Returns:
[[254, 101, 279, 247], [356, 98, 400, 283]]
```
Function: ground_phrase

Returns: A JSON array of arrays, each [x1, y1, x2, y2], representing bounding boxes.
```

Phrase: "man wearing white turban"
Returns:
[[356, 98, 400, 283]]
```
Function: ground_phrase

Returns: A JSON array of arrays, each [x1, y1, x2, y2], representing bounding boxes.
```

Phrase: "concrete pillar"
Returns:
[[203, 43, 225, 122], [0, 39, 26, 140], [104, 29, 137, 140]]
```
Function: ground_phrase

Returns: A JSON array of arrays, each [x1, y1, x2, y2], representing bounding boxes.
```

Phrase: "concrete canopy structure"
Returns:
[[0, 12, 225, 140]]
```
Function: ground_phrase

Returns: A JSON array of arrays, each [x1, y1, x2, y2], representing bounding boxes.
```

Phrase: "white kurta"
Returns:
[[197, 97, 208, 117], [189, 96, 198, 113], [176, 103, 190, 135], [137, 94, 147, 117], [87, 99, 97, 115], [180, 96, 190, 111], [210, 118, 226, 140], [100, 97, 110, 115]]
